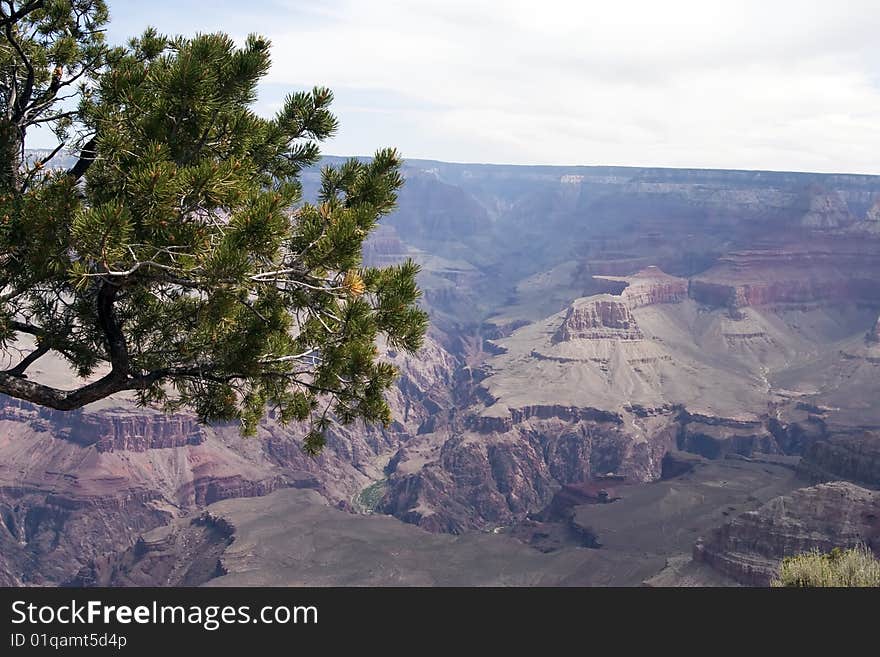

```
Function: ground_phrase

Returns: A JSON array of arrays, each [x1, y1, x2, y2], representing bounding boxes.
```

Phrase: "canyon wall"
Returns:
[[693, 482, 880, 586], [0, 333, 459, 585], [689, 237, 880, 311], [380, 407, 677, 532], [798, 431, 880, 489], [6, 157, 880, 585]]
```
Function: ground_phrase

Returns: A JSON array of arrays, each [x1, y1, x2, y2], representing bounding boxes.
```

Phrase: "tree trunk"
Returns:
[[0, 119, 22, 193]]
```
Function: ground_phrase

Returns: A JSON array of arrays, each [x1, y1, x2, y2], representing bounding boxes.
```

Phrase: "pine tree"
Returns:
[[0, 1, 428, 454]]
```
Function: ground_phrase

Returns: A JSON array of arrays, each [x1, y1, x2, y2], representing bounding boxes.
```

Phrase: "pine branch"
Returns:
[[67, 135, 97, 181], [2, 340, 49, 377], [0, 1, 45, 30]]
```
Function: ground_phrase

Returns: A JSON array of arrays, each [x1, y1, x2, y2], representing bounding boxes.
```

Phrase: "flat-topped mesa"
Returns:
[[592, 266, 689, 308], [550, 268, 687, 343], [552, 296, 643, 343]]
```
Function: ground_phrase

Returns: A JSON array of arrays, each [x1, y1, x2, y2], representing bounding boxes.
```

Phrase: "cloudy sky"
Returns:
[[66, 1, 880, 172]]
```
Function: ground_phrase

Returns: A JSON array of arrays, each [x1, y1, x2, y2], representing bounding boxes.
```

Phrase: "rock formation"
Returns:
[[598, 266, 689, 308], [6, 155, 880, 586], [0, 404, 285, 585], [0, 399, 204, 452], [378, 268, 698, 531], [380, 408, 676, 532], [799, 184, 854, 228], [0, 333, 458, 585], [693, 482, 880, 586], [798, 431, 880, 488], [688, 237, 880, 310], [552, 296, 643, 342]]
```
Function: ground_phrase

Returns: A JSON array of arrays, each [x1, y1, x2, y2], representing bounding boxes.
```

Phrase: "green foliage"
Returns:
[[1, 1, 109, 151], [355, 479, 387, 513], [0, 2, 428, 453], [772, 545, 880, 587]]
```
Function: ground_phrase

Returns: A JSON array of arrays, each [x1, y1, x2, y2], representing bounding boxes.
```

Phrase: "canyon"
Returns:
[[3, 158, 880, 586]]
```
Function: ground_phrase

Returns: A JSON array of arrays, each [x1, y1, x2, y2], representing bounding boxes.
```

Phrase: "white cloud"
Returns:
[[30, 1, 880, 173], [260, 0, 880, 173]]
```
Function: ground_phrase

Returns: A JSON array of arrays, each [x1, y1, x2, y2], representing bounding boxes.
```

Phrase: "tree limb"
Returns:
[[2, 340, 49, 377], [0, 360, 340, 411], [67, 135, 97, 181], [0, 367, 131, 410], [0, 1, 45, 30]]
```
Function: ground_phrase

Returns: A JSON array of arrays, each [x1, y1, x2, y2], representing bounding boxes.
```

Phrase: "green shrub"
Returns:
[[355, 480, 387, 513], [772, 545, 880, 587]]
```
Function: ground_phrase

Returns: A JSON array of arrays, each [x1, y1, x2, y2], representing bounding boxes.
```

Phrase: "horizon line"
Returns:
[[321, 153, 880, 179], [22, 147, 880, 179]]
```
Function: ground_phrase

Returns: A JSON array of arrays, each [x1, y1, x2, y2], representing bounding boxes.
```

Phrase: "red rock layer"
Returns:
[[591, 266, 688, 308], [689, 237, 880, 309], [623, 278, 688, 308]]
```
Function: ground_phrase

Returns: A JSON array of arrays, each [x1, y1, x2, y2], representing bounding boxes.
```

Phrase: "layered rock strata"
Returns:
[[689, 237, 880, 310], [693, 482, 880, 585]]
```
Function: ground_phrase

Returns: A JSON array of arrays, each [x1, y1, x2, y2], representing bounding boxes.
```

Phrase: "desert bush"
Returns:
[[772, 545, 880, 587]]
